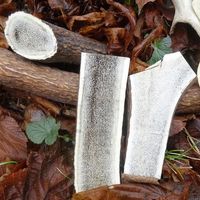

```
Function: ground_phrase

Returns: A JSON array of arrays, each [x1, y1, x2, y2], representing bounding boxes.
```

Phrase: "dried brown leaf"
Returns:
[[60, 118, 76, 134], [67, 11, 116, 32], [0, 108, 27, 163], [23, 104, 46, 131], [136, 0, 156, 13], [130, 23, 165, 73], [24, 141, 73, 200], [133, 14, 145, 40], [48, 0, 76, 11], [0, 0, 16, 16], [32, 96, 61, 116], [186, 118, 200, 138], [0, 108, 27, 178], [79, 23, 104, 36], [106, 1, 136, 51], [104, 27, 126, 54], [0, 169, 27, 200], [171, 24, 189, 52], [73, 182, 191, 200], [0, 32, 8, 49], [144, 4, 162, 29], [170, 119, 186, 137]]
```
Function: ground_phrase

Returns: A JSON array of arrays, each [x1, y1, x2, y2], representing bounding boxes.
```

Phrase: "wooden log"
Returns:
[[5, 12, 107, 65], [0, 48, 79, 105], [0, 48, 199, 114], [176, 82, 200, 114]]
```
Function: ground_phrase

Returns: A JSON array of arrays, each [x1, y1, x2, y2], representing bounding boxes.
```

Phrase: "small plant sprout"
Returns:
[[184, 128, 200, 155], [0, 161, 17, 166], [165, 128, 200, 180], [26, 116, 72, 145]]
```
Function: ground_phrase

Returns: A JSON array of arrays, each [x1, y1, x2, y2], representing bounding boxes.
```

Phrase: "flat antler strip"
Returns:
[[75, 53, 130, 192]]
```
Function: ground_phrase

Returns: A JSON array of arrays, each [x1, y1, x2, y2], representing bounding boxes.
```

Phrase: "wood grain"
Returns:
[[0, 48, 79, 105], [47, 22, 107, 65]]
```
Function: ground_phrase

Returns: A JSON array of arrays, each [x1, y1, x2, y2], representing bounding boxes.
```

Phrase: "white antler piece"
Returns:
[[75, 53, 130, 192], [5, 12, 57, 60], [124, 52, 196, 183], [197, 62, 200, 86], [192, 0, 200, 21], [171, 0, 200, 37]]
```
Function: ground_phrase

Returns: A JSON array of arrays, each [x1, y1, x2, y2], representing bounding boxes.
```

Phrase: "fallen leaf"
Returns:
[[168, 131, 190, 153], [156, 0, 175, 21], [73, 182, 191, 200], [130, 23, 165, 73], [0, 0, 16, 16], [59, 118, 76, 134], [0, 169, 27, 199], [26, 117, 60, 145], [186, 118, 200, 138], [67, 11, 116, 32], [24, 104, 46, 126], [148, 36, 172, 65], [79, 23, 104, 37], [0, 108, 27, 178], [171, 23, 189, 52], [32, 96, 61, 116], [104, 28, 126, 54], [144, 4, 162, 29], [48, 0, 76, 11], [170, 119, 186, 137], [106, 1, 136, 51], [0, 32, 8, 49], [24, 141, 74, 199], [133, 14, 145, 40], [136, 0, 156, 13], [0, 107, 27, 163]]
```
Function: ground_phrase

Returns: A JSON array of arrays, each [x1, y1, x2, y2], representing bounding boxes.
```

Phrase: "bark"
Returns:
[[177, 82, 200, 114], [48, 22, 107, 65], [0, 48, 79, 105], [0, 48, 199, 114]]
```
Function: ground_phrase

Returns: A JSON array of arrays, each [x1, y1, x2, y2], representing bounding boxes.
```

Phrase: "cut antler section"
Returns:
[[192, 0, 200, 21], [5, 12, 107, 65], [124, 52, 196, 183], [75, 53, 130, 192], [197, 63, 200, 86], [171, 0, 200, 37]]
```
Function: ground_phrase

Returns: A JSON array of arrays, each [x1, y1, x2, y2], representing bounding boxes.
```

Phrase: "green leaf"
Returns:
[[148, 36, 172, 65], [26, 117, 60, 145]]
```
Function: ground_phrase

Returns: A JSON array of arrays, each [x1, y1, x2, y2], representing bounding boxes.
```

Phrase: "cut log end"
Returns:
[[5, 12, 57, 60]]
